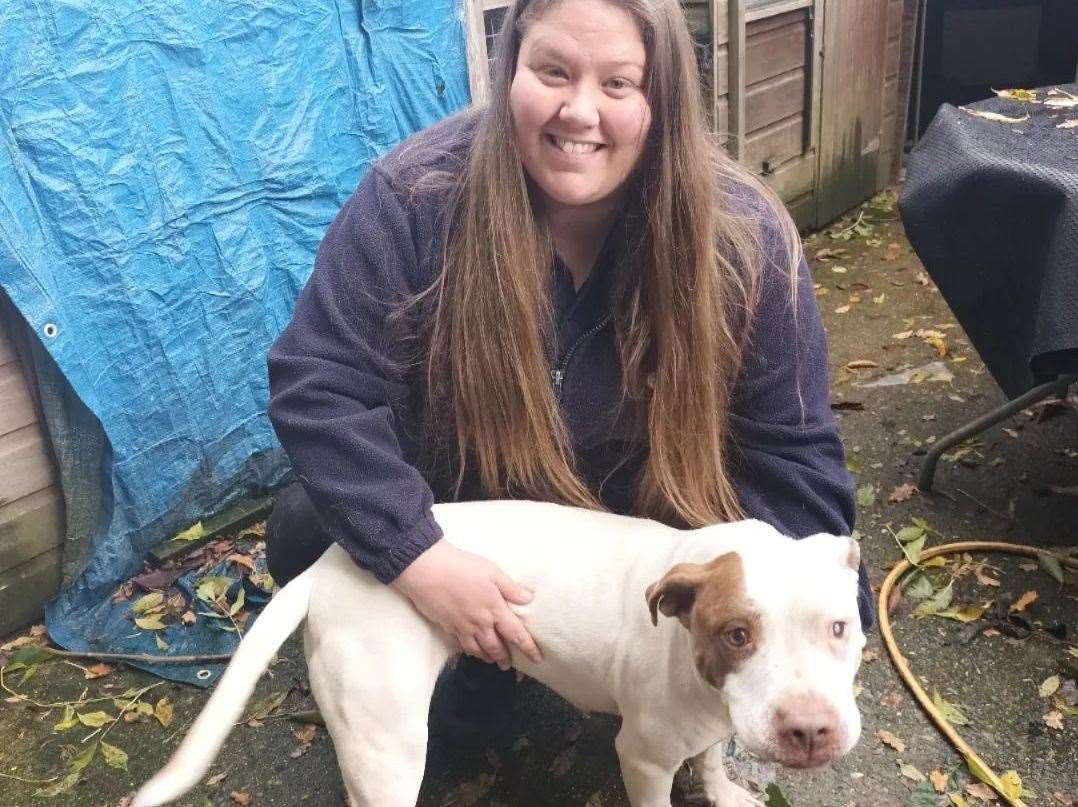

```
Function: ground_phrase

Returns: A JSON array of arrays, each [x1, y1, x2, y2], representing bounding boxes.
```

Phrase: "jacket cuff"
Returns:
[[360, 515, 444, 584]]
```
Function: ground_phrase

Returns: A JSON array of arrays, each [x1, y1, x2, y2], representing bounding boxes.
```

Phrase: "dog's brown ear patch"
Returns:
[[646, 553, 740, 628], [646, 563, 706, 626]]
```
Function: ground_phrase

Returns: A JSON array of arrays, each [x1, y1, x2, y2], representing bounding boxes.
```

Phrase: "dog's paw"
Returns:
[[705, 782, 765, 807]]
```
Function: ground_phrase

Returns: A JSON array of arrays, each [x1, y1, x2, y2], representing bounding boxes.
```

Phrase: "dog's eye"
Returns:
[[831, 621, 846, 639], [726, 627, 750, 647]]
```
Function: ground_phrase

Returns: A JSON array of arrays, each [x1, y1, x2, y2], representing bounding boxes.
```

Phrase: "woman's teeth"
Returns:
[[550, 136, 601, 154]]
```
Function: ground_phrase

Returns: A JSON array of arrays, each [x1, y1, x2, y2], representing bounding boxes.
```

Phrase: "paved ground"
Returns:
[[2, 192, 1076, 806]]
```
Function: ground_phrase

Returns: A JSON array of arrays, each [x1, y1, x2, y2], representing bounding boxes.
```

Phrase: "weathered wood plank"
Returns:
[[816, 0, 888, 226], [726, 0, 747, 162], [148, 495, 271, 566], [747, 1, 812, 25], [0, 548, 61, 636], [0, 487, 63, 573], [887, 0, 904, 37], [746, 68, 806, 134], [744, 114, 804, 172], [885, 35, 900, 80], [746, 19, 806, 87], [745, 7, 808, 34], [0, 361, 37, 439], [761, 151, 816, 203], [0, 426, 58, 506]]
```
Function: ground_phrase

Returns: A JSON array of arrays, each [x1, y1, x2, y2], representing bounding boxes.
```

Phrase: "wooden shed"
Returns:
[[464, 0, 918, 230], [0, 293, 64, 636]]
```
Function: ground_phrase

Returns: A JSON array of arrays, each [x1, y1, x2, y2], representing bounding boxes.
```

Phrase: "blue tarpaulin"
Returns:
[[0, 0, 470, 683]]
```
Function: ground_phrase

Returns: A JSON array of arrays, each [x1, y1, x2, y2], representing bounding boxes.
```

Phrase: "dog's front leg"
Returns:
[[689, 743, 764, 807], [615, 723, 683, 807]]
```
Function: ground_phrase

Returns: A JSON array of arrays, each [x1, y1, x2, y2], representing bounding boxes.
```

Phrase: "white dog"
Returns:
[[132, 500, 865, 807]]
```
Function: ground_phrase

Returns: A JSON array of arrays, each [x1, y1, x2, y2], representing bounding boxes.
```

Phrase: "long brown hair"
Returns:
[[419, 0, 801, 527]]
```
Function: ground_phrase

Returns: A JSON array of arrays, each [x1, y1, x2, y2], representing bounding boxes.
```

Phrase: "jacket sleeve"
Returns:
[[728, 236, 874, 627], [267, 167, 442, 583]]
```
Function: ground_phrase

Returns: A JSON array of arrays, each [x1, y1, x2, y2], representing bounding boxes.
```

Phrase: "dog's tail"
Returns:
[[130, 565, 314, 807]]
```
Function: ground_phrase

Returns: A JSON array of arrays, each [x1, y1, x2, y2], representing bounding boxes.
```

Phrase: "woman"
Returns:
[[266, 0, 871, 727]]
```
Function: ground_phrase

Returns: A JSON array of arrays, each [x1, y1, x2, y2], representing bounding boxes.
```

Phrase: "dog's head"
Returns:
[[645, 529, 865, 769]]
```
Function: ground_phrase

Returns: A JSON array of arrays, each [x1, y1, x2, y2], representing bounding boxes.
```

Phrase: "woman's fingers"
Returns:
[[494, 572, 534, 606], [459, 634, 493, 664], [475, 628, 510, 670], [495, 609, 542, 664]]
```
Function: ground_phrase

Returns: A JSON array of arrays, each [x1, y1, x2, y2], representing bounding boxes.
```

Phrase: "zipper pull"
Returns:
[[551, 367, 564, 395]]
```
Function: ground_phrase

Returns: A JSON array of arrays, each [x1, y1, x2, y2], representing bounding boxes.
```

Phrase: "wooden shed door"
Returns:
[[816, 0, 890, 226]]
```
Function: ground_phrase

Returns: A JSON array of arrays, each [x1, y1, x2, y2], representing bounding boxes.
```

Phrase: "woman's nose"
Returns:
[[558, 84, 601, 129]]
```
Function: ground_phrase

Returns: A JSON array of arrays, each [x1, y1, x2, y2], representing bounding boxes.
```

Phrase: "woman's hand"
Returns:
[[391, 540, 543, 670]]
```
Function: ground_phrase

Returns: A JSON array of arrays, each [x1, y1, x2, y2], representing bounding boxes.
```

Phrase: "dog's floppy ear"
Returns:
[[844, 536, 861, 571], [645, 562, 709, 627]]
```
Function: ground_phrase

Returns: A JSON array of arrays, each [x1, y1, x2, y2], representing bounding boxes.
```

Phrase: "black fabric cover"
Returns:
[[900, 83, 1078, 398]]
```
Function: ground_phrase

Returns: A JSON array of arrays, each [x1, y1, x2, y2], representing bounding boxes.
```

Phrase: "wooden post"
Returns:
[[726, 0, 747, 162]]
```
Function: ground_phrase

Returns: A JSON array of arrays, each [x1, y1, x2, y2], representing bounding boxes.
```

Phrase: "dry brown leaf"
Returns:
[[294, 724, 317, 745], [815, 247, 848, 261], [1052, 792, 1075, 805], [965, 782, 999, 801], [929, 769, 949, 793], [206, 771, 228, 787], [835, 305, 851, 314], [875, 729, 906, 752], [882, 243, 903, 262], [84, 663, 114, 680], [230, 792, 253, 806], [861, 648, 879, 663], [1010, 590, 1038, 613], [974, 564, 1001, 588], [228, 553, 256, 572], [181, 610, 197, 625], [846, 360, 879, 370], [1043, 710, 1064, 730], [889, 482, 918, 503]]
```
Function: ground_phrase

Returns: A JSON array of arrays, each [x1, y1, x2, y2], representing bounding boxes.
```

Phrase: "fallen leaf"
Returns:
[[181, 610, 197, 625], [994, 88, 1038, 102], [889, 482, 918, 503], [857, 484, 876, 508], [862, 648, 879, 663], [245, 690, 288, 724], [77, 710, 114, 728], [1010, 590, 1038, 613], [899, 762, 926, 783], [936, 603, 988, 623], [1038, 555, 1065, 584], [814, 247, 847, 260], [1052, 791, 1075, 805], [875, 729, 905, 752], [965, 782, 998, 801], [835, 304, 851, 314], [999, 770, 1023, 801], [174, 521, 206, 542], [155, 697, 174, 728], [914, 582, 954, 617], [951, 793, 971, 807], [893, 330, 914, 340], [131, 591, 165, 615], [932, 691, 969, 725], [135, 615, 167, 631], [230, 792, 253, 806], [846, 359, 879, 370], [206, 771, 228, 786], [84, 662, 114, 680], [100, 740, 129, 771], [228, 553, 256, 572], [1043, 710, 1063, 730], [1040, 675, 1061, 698], [54, 705, 79, 732], [930, 769, 950, 793], [959, 106, 1030, 123]]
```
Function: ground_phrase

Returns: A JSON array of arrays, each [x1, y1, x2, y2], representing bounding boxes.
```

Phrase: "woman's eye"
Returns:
[[541, 66, 567, 80], [607, 78, 635, 92], [832, 621, 847, 639]]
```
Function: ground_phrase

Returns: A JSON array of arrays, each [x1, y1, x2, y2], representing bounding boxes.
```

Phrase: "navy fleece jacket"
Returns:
[[267, 112, 873, 626]]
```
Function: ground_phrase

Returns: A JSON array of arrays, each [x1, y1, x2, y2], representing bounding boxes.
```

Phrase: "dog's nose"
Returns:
[[773, 694, 842, 765]]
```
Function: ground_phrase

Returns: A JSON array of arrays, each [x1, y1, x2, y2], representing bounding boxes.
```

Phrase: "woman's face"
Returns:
[[509, 0, 652, 214]]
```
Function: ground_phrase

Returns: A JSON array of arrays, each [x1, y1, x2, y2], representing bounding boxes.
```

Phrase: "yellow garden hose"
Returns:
[[878, 541, 1078, 807]]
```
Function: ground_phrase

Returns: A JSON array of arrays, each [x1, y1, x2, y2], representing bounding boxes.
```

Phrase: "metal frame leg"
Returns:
[[919, 373, 1078, 492]]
